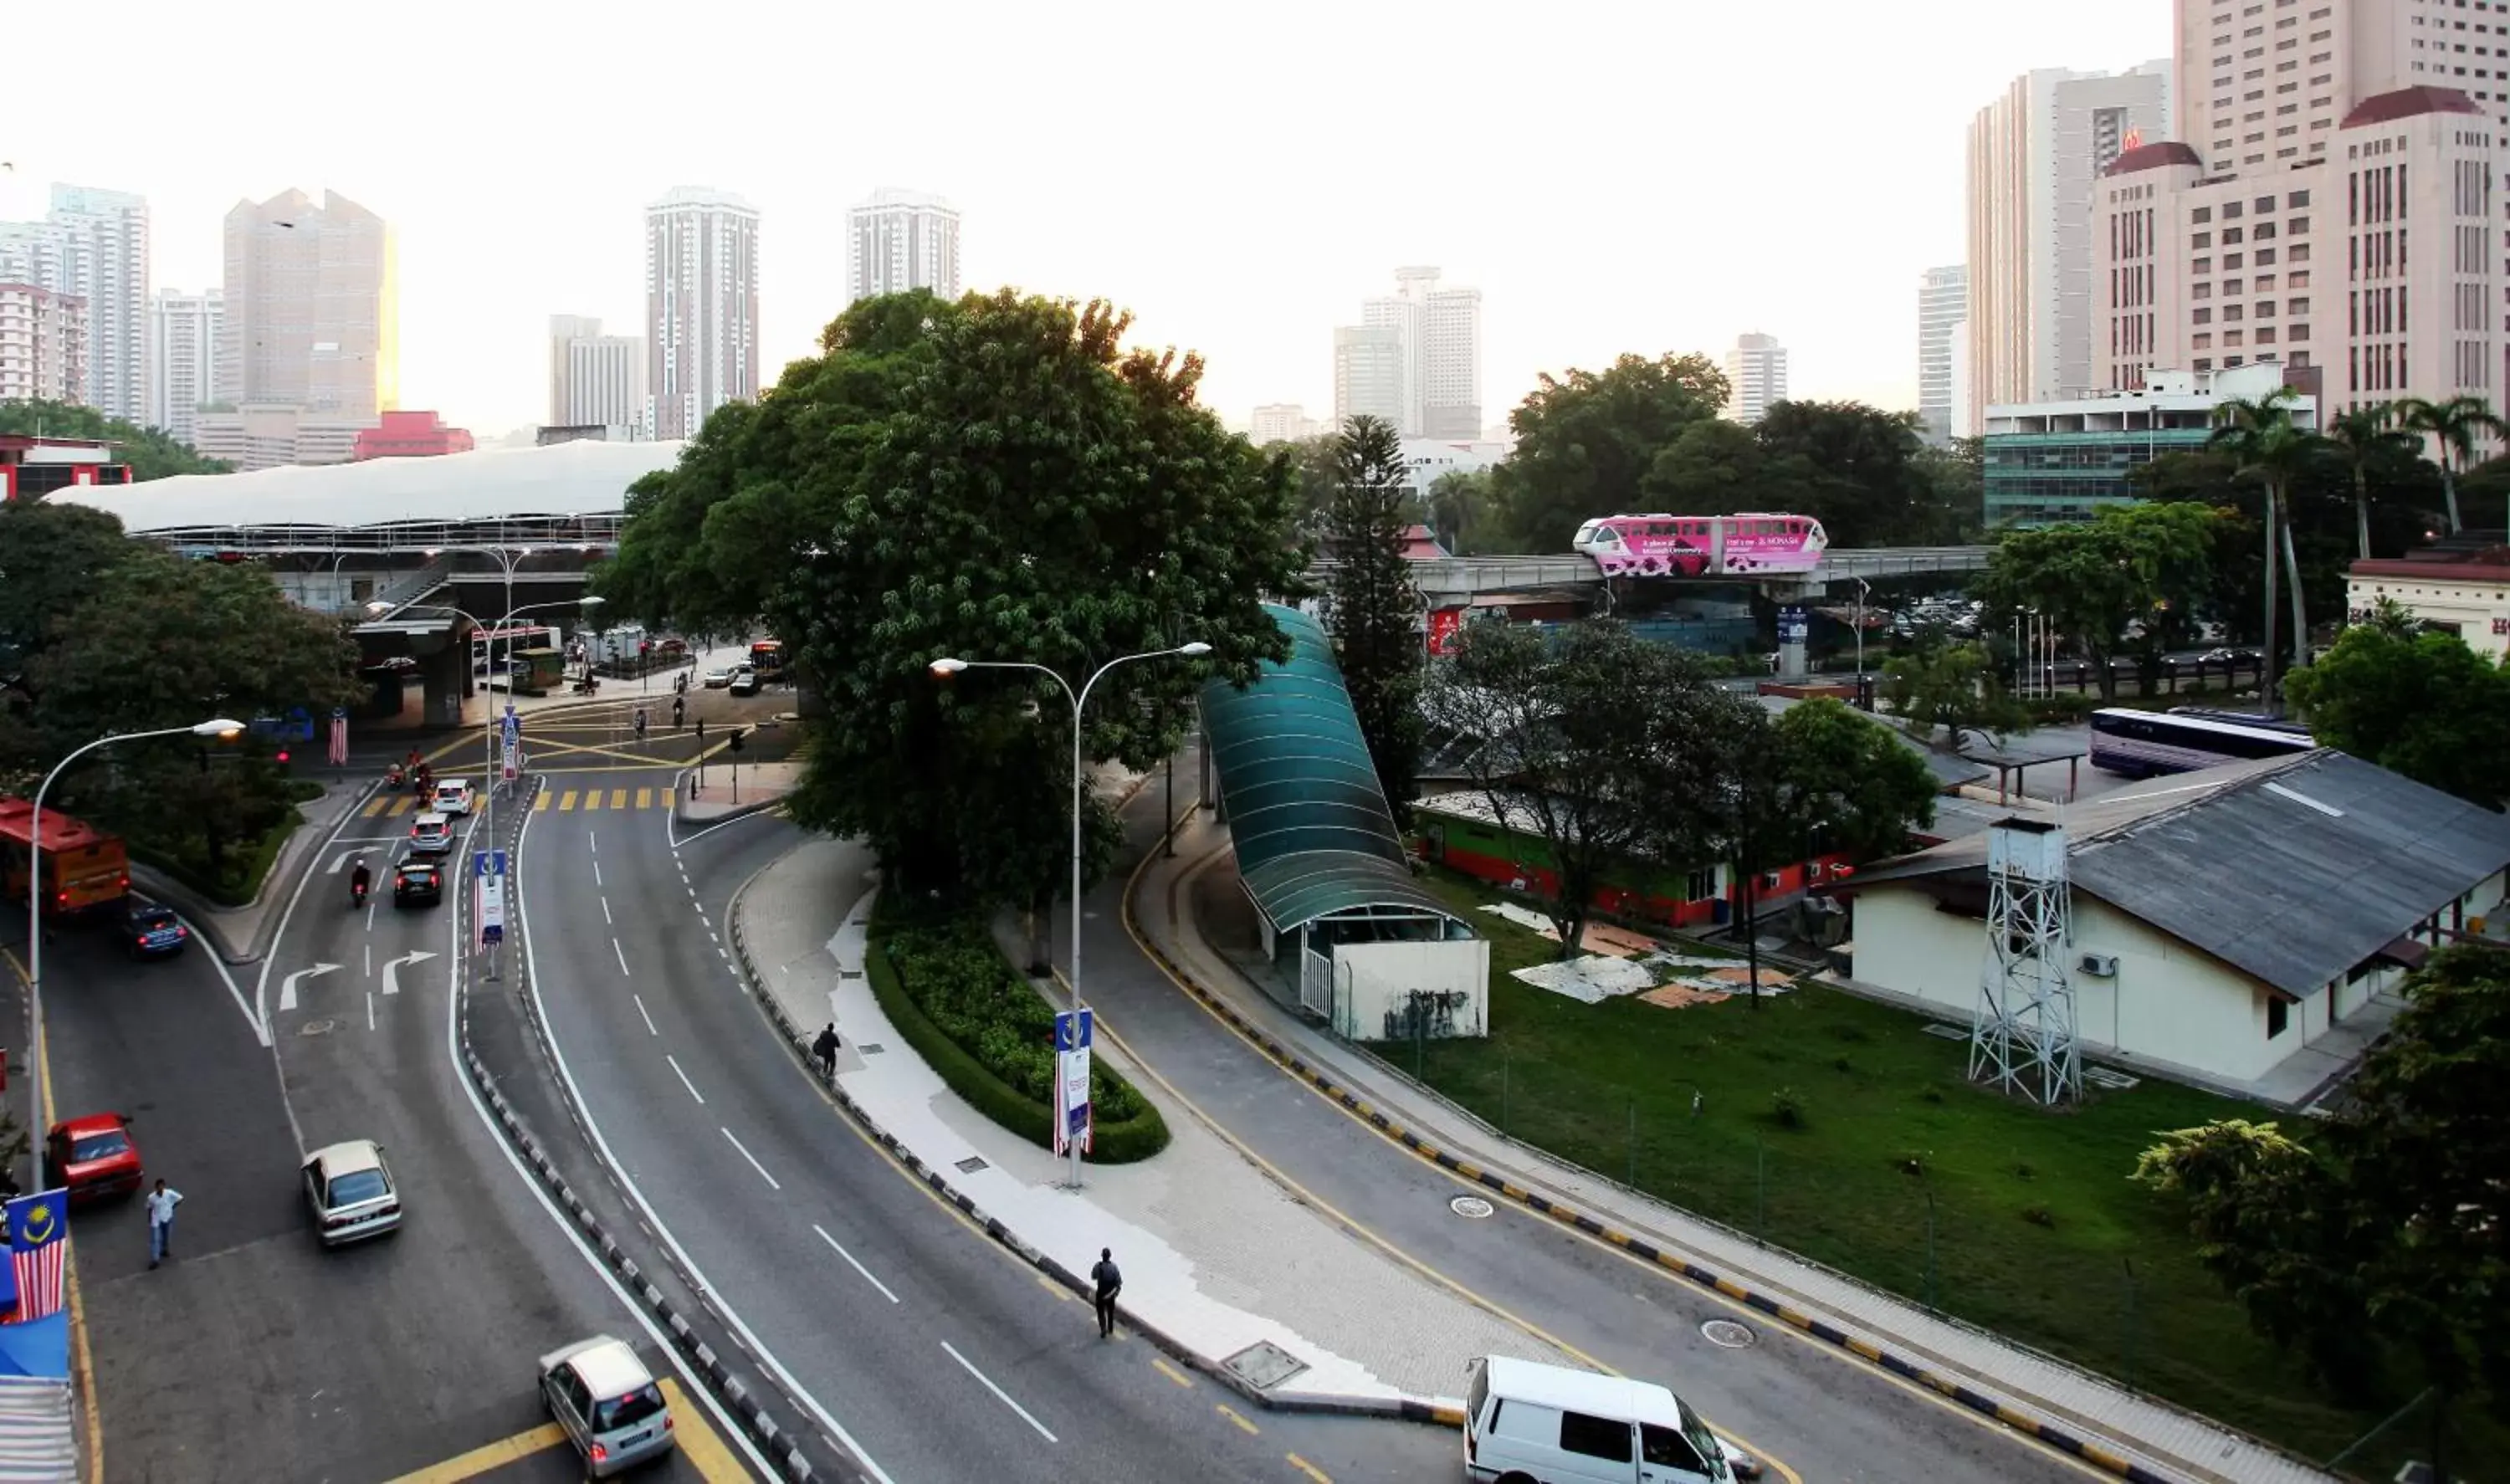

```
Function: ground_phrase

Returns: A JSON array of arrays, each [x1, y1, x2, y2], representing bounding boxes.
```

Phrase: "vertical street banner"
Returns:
[[474, 849, 507, 949], [327, 708, 349, 767], [499, 704, 522, 783], [1053, 1009, 1094, 1157], [5, 1190, 69, 1322], [1425, 607, 1465, 657]]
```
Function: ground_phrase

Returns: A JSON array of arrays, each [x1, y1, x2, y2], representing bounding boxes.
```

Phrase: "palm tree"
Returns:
[[2395, 394, 2507, 535], [2208, 390, 2320, 709], [2323, 402, 2412, 561]]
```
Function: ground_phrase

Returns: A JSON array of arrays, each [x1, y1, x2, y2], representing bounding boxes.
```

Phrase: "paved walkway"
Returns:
[[678, 760, 800, 823], [735, 837, 1575, 1416], [1138, 804, 2338, 1484]]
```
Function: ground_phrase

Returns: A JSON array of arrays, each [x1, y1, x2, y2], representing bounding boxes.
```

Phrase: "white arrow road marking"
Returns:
[[382, 949, 439, 997], [279, 963, 341, 1012], [328, 850, 355, 874]]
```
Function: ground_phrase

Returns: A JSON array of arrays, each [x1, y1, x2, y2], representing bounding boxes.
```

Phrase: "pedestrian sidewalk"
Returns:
[[677, 760, 801, 823], [1137, 805, 2339, 1484], [731, 837, 1578, 1420], [130, 775, 377, 965]]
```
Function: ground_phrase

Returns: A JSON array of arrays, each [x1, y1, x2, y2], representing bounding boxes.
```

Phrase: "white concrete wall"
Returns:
[[1331, 939, 1490, 1041]]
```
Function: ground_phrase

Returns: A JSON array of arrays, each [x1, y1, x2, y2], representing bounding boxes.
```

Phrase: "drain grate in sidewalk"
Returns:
[[1222, 1339, 1310, 1391], [955, 1156, 988, 1174], [858, 1043, 884, 1054]]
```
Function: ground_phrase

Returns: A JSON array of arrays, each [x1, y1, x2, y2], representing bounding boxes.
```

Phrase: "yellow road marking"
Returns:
[[659, 1378, 750, 1481], [610, 788, 628, 810], [388, 796, 414, 816], [361, 797, 389, 818], [8, 952, 105, 1484], [533, 791, 551, 812], [376, 1422, 566, 1483], [1217, 1404, 1258, 1435], [559, 790, 578, 811], [635, 787, 653, 810], [1152, 1358, 1193, 1389], [1037, 1273, 1073, 1302], [1287, 1453, 1332, 1484]]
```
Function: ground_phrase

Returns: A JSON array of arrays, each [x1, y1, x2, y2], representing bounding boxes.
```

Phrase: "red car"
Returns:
[[47, 1114, 141, 1205]]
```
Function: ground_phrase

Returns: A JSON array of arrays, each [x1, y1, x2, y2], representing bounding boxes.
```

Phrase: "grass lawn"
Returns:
[[1381, 869, 2492, 1471]]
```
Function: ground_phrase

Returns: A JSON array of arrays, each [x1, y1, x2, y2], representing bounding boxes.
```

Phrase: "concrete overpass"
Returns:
[[1312, 545, 1995, 605]]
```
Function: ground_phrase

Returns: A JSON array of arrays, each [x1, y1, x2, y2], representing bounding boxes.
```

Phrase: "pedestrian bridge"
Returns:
[[1310, 546, 1995, 605]]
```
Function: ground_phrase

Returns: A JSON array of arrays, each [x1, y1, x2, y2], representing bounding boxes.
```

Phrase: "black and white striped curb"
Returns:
[[722, 849, 1457, 1430], [453, 773, 832, 1483]]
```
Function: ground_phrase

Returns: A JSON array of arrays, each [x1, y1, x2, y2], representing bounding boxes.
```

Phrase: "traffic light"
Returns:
[[728, 728, 746, 754], [274, 750, 290, 765]]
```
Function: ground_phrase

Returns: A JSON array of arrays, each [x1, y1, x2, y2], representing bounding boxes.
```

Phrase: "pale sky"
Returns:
[[8, 0, 2171, 440]]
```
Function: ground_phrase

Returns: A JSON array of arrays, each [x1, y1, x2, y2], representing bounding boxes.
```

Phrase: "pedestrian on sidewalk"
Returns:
[[671, 694, 685, 729], [812, 1022, 840, 1079], [1090, 1247, 1123, 1338], [633, 707, 648, 745], [146, 1180, 183, 1269]]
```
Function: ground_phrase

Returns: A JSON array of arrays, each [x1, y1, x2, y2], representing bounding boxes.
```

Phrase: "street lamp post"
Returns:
[[26, 719, 243, 1185], [930, 642, 1212, 1190], [1852, 577, 1872, 709]]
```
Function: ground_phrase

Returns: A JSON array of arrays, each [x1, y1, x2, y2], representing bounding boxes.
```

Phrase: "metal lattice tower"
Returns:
[[1970, 818, 2082, 1106]]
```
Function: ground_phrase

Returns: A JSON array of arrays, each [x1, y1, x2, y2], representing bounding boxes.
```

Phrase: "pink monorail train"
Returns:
[[1570, 512, 1829, 578]]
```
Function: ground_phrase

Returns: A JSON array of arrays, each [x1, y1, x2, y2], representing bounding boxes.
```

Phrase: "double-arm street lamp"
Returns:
[[930, 642, 1211, 1189], [26, 719, 245, 1184]]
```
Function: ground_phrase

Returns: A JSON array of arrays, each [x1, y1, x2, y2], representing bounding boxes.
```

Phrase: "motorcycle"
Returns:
[[350, 876, 369, 909]]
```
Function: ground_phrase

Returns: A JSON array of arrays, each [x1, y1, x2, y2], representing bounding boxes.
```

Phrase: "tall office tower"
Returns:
[[2087, 0, 2510, 458], [0, 284, 87, 405], [1917, 265, 1970, 444], [847, 188, 961, 304], [1723, 333, 1789, 425], [1333, 325, 1407, 430], [0, 185, 150, 419], [1966, 62, 2174, 428], [547, 315, 649, 432], [149, 289, 223, 446], [219, 188, 398, 421], [646, 187, 760, 441], [1358, 266, 1483, 437]]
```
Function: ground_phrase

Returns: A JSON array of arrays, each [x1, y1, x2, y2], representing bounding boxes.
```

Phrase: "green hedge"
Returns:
[[863, 909, 1170, 1164], [128, 806, 301, 908]]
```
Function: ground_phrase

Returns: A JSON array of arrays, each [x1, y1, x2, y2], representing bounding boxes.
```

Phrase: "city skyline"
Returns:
[[2, 0, 2173, 438]]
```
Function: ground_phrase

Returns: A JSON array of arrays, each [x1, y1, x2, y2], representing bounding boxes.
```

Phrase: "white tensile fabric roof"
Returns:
[[55, 438, 689, 533]]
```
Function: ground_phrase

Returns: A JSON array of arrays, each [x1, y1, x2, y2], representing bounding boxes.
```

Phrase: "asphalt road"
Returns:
[[515, 775, 1459, 1484], [1069, 788, 2092, 1484], [27, 775, 751, 1483]]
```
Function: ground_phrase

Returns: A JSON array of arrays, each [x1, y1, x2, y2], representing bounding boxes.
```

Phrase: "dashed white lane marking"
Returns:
[[633, 993, 658, 1036], [940, 1341, 1058, 1442], [602, 896, 614, 925], [813, 1225, 901, 1304], [593, 860, 604, 888], [666, 1054, 706, 1105], [721, 1127, 781, 1190], [613, 938, 633, 976]]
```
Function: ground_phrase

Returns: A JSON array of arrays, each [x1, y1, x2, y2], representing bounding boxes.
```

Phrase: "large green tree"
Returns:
[[2134, 944, 2510, 1414], [1488, 352, 1729, 550], [1416, 468, 1494, 555], [1420, 620, 1752, 956], [604, 289, 1308, 911], [1749, 401, 1946, 549], [1324, 416, 1425, 812], [1976, 503, 2218, 703], [1763, 698, 1940, 862], [2284, 611, 2510, 808], [2324, 402, 2415, 562], [2395, 394, 2507, 536], [2209, 391, 2319, 705], [0, 399, 233, 479], [1879, 637, 2026, 749]]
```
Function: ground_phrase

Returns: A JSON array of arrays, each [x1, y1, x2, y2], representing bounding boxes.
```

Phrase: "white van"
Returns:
[[1464, 1354, 1760, 1483]]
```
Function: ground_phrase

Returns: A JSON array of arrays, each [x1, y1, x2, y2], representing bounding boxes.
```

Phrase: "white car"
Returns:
[[408, 812, 454, 856], [303, 1139, 402, 1247], [701, 667, 738, 689], [540, 1336, 677, 1476], [432, 778, 475, 816]]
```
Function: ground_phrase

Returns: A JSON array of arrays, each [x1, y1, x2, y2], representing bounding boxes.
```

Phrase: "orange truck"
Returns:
[[0, 798, 131, 917]]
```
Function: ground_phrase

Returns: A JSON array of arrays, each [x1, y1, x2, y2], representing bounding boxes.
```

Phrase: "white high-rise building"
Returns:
[[1250, 404, 1328, 444], [1917, 265, 1969, 445], [1967, 62, 2174, 430], [149, 289, 223, 447], [645, 187, 760, 442], [547, 315, 649, 434], [0, 184, 151, 421], [1357, 266, 1483, 437], [1723, 333, 1789, 425], [1333, 325, 1406, 430], [1947, 319, 1975, 441], [847, 188, 960, 304], [0, 284, 86, 405], [221, 188, 397, 422]]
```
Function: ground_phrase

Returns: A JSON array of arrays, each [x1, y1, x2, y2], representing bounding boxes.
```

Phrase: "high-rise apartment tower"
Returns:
[[1724, 333, 1790, 424], [219, 189, 397, 421], [1918, 265, 1970, 444], [149, 289, 223, 447], [0, 185, 151, 422], [847, 189, 960, 304], [645, 187, 760, 441]]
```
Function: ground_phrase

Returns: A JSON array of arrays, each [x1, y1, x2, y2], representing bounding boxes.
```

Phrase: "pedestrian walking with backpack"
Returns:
[[1090, 1247, 1123, 1338], [812, 1022, 839, 1079]]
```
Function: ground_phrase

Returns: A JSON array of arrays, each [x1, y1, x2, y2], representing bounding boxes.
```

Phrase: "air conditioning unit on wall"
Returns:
[[2078, 951, 2118, 977]]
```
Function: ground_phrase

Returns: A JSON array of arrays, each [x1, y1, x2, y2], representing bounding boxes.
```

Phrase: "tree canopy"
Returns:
[[1760, 697, 1940, 862], [1323, 416, 1424, 812], [598, 289, 1309, 908], [1880, 637, 2025, 748], [1976, 503, 2218, 703], [2284, 608, 2510, 810], [1488, 352, 1731, 551], [0, 399, 233, 479]]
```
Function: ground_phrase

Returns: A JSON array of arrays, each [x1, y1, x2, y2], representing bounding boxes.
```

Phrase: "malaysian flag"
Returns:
[[328, 708, 350, 767], [6, 1190, 69, 1322]]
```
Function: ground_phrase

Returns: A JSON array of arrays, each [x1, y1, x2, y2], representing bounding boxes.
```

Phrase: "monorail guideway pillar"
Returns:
[[1775, 605, 1811, 681]]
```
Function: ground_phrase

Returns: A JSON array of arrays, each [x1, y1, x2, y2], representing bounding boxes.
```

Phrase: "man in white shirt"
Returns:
[[145, 1180, 182, 1269]]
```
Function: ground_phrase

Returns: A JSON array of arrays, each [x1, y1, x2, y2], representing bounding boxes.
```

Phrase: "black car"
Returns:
[[393, 856, 443, 908], [125, 904, 188, 959]]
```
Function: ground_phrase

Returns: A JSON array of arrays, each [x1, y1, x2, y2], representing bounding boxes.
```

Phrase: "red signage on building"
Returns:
[[1426, 607, 1465, 656]]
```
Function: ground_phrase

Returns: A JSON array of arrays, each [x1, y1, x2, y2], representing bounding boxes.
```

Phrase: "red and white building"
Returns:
[[352, 410, 475, 462]]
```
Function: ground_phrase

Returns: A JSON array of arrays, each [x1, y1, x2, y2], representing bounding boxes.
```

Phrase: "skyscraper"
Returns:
[[1333, 325, 1406, 430], [1916, 265, 1969, 445], [847, 189, 960, 304], [547, 315, 648, 433], [0, 184, 150, 422], [219, 188, 397, 421], [646, 187, 759, 441], [0, 284, 86, 405], [1356, 267, 1483, 437], [1723, 333, 1789, 425], [149, 289, 223, 447], [1966, 63, 2173, 429]]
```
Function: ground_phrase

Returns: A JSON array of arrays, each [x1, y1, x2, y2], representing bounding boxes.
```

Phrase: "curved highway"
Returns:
[[514, 765, 1455, 1483]]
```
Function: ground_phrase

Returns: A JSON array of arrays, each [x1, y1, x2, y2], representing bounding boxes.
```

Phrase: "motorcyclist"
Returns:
[[350, 859, 372, 906], [387, 762, 405, 788]]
